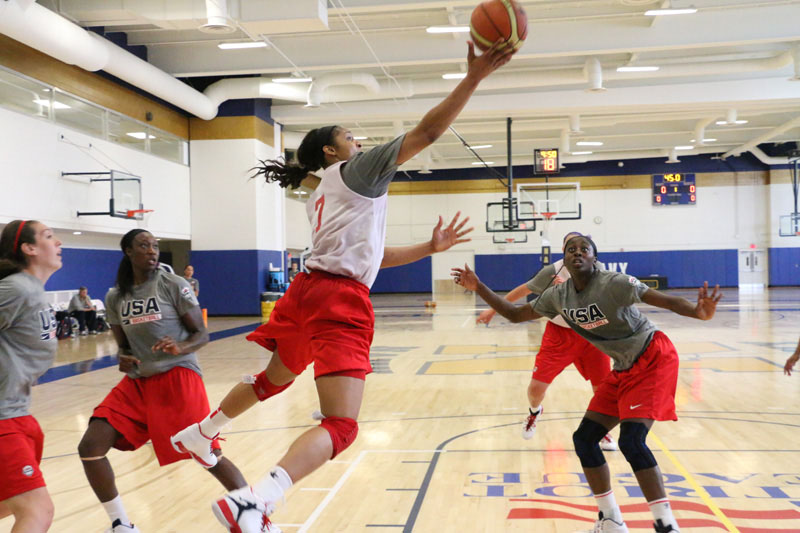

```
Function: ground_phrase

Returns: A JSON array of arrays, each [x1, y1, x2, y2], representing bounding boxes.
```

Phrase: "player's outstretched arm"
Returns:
[[641, 281, 722, 321], [381, 211, 473, 269], [476, 281, 533, 324], [453, 264, 542, 323], [784, 337, 800, 376]]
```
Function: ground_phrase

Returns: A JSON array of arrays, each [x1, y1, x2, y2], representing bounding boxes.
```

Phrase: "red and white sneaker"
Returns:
[[212, 486, 280, 533], [521, 407, 542, 440], [170, 423, 218, 468], [600, 433, 618, 451]]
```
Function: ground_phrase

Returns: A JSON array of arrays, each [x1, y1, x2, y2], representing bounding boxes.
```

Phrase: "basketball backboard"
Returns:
[[485, 197, 537, 233], [70, 170, 145, 220], [518, 182, 582, 220], [779, 213, 800, 237]]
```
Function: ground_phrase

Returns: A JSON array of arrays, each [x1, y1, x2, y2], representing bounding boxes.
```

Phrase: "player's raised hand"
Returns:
[[452, 263, 479, 291], [466, 39, 515, 81], [476, 308, 497, 325], [694, 281, 722, 320], [432, 211, 474, 253]]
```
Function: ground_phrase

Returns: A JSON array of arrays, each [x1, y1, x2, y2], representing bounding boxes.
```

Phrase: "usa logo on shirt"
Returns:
[[180, 286, 193, 301], [38, 308, 57, 340], [121, 297, 162, 325], [562, 303, 609, 330]]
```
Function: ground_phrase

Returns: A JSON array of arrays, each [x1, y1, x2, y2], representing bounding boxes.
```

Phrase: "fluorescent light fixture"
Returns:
[[72, 231, 82, 235], [218, 41, 268, 50], [471, 144, 492, 149], [126, 132, 156, 140], [293, 190, 308, 196], [716, 120, 748, 125], [576, 141, 603, 146], [426, 26, 470, 33], [571, 151, 593, 155], [690, 138, 717, 143], [33, 99, 70, 109], [616, 66, 660, 72], [354, 136, 368, 140], [271, 77, 312, 83], [472, 161, 494, 165], [644, 8, 698, 15], [675, 145, 694, 150], [442, 72, 467, 80]]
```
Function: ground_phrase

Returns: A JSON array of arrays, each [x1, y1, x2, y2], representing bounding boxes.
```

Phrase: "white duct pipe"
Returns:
[[204, 0, 230, 29], [306, 73, 381, 107], [723, 114, 800, 158], [584, 57, 606, 92], [748, 146, 791, 166], [560, 130, 570, 154], [666, 148, 680, 163], [693, 118, 716, 146], [569, 114, 583, 134], [204, 78, 306, 107], [726, 109, 738, 124]]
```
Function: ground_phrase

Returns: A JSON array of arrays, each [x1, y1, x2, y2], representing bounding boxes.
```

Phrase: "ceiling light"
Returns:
[[426, 26, 470, 33], [690, 138, 717, 143], [472, 161, 494, 165], [675, 145, 694, 150], [33, 99, 70, 109], [576, 141, 603, 146], [716, 120, 748, 125], [442, 73, 467, 80], [354, 136, 367, 140], [616, 66, 660, 72], [293, 190, 308, 196], [72, 231, 82, 235], [126, 132, 156, 140], [571, 151, 593, 155], [218, 41, 268, 50], [471, 144, 492, 149], [644, 8, 698, 15], [271, 77, 312, 83]]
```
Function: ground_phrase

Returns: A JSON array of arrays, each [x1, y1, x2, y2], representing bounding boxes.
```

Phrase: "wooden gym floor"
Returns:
[[4, 287, 800, 532]]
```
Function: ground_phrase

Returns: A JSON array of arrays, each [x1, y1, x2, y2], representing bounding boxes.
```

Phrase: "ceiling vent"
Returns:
[[199, 0, 236, 34]]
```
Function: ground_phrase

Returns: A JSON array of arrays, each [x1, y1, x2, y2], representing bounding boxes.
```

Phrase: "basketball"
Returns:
[[470, 0, 528, 53]]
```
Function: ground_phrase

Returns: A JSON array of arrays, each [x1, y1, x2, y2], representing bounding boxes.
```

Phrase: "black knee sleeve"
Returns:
[[572, 418, 608, 468], [618, 421, 658, 472]]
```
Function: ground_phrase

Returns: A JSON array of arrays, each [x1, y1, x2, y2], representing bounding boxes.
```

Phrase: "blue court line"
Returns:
[[35, 322, 261, 386]]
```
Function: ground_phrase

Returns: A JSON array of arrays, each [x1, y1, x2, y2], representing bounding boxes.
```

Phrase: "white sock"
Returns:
[[199, 408, 232, 437], [595, 489, 623, 523], [529, 405, 541, 415], [649, 498, 678, 530], [255, 465, 293, 503], [101, 495, 131, 526]]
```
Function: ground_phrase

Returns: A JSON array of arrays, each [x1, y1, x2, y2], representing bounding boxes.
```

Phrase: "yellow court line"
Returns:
[[649, 432, 740, 533]]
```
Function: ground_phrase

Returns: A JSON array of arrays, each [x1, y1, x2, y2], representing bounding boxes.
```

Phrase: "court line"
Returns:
[[649, 431, 741, 533]]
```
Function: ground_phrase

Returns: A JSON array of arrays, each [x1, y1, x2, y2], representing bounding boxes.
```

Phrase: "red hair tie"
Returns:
[[12, 221, 27, 254]]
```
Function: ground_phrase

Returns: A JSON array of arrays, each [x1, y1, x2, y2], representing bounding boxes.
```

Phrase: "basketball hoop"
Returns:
[[126, 209, 153, 219], [542, 212, 557, 220], [505, 237, 515, 243]]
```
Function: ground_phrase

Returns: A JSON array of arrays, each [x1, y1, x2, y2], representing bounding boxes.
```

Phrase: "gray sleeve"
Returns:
[[341, 134, 406, 198], [67, 294, 81, 312], [105, 289, 120, 325], [0, 279, 23, 331], [169, 276, 199, 317], [526, 265, 557, 295], [610, 274, 649, 306], [529, 286, 559, 319]]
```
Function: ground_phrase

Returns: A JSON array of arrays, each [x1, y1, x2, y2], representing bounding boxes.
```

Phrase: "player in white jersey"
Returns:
[[453, 235, 722, 533], [76, 230, 257, 533], [477, 232, 616, 450], [171, 39, 515, 533], [0, 220, 62, 533]]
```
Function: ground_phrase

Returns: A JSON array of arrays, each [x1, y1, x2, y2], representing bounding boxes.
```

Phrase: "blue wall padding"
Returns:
[[769, 247, 800, 286], [47, 248, 119, 298], [371, 257, 432, 293]]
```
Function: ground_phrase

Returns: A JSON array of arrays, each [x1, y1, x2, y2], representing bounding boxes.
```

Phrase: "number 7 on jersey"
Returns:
[[314, 195, 325, 232]]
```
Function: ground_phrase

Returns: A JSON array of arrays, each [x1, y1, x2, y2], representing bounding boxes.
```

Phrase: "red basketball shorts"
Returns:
[[247, 271, 374, 379], [532, 321, 611, 386], [588, 331, 679, 421], [92, 366, 220, 466], [0, 415, 45, 501]]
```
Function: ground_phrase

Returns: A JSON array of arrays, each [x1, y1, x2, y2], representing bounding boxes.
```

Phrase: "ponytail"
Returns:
[[251, 125, 341, 189], [0, 220, 38, 281], [116, 228, 149, 296]]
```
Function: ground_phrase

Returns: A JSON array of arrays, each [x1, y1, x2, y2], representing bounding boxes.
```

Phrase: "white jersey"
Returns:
[[305, 161, 388, 288]]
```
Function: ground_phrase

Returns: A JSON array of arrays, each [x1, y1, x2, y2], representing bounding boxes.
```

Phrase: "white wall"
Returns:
[[285, 195, 312, 251], [0, 107, 191, 239]]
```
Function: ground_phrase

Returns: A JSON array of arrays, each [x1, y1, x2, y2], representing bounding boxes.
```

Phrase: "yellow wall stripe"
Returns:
[[189, 115, 275, 146]]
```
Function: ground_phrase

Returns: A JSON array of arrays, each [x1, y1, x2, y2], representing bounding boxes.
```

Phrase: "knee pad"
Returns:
[[618, 421, 658, 472], [320, 416, 358, 459], [572, 418, 608, 468], [251, 371, 294, 401]]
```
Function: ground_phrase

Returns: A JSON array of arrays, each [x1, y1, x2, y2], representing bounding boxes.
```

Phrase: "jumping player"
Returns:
[[477, 232, 616, 450], [170, 39, 514, 533], [0, 220, 62, 533], [452, 234, 721, 533], [77, 229, 255, 533]]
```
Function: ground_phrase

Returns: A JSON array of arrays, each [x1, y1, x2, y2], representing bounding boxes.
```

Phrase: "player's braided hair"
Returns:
[[0, 220, 38, 281], [251, 125, 341, 189], [116, 228, 151, 296]]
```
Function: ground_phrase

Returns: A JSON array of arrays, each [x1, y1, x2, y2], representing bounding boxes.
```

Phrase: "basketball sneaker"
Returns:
[[170, 422, 218, 468], [575, 512, 629, 532], [654, 519, 679, 532], [104, 519, 141, 533], [212, 486, 280, 533], [599, 433, 618, 451], [521, 406, 542, 440]]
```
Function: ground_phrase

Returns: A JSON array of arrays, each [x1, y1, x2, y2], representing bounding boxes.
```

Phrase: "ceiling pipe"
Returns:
[[723, 114, 800, 158], [203, 77, 306, 107], [584, 57, 606, 92], [748, 146, 791, 166], [693, 118, 716, 146], [306, 73, 381, 107], [560, 130, 571, 154], [199, 0, 236, 34], [666, 148, 680, 163], [569, 114, 584, 134]]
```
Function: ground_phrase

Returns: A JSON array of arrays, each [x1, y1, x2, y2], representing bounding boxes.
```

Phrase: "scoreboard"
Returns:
[[653, 173, 696, 206], [534, 148, 559, 174]]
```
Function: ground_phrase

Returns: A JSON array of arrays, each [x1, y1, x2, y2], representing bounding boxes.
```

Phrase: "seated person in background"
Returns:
[[288, 263, 299, 283], [68, 286, 97, 335], [183, 265, 199, 297]]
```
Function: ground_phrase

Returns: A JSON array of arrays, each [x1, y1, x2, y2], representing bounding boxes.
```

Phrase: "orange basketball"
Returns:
[[470, 0, 528, 53]]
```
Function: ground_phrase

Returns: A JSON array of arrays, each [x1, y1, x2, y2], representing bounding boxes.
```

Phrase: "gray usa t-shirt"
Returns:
[[106, 270, 201, 379], [533, 270, 658, 371], [0, 272, 57, 419], [341, 134, 406, 198]]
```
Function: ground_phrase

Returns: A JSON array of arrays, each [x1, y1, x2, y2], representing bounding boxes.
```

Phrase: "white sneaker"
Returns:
[[600, 433, 618, 451], [212, 486, 280, 533], [521, 407, 542, 440], [575, 514, 629, 532], [104, 519, 141, 533], [170, 422, 218, 468]]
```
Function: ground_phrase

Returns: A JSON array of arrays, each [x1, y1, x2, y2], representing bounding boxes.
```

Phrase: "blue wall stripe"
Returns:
[[372, 257, 432, 293], [47, 248, 120, 298], [768, 247, 800, 286]]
